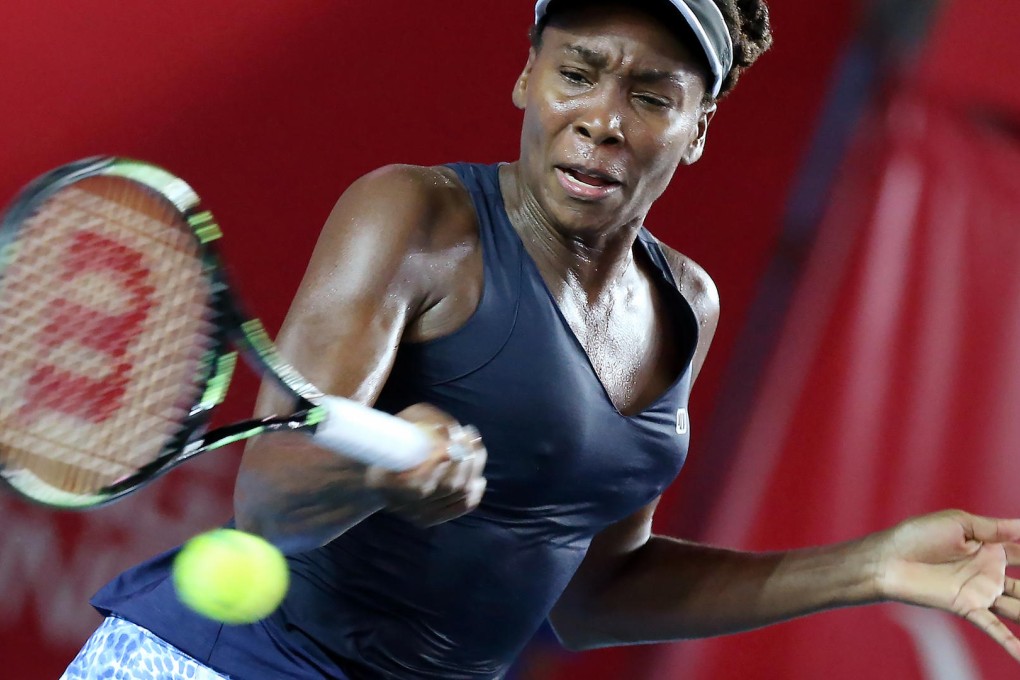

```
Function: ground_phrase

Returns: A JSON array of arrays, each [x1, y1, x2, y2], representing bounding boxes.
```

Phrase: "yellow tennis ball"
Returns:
[[172, 528, 289, 625]]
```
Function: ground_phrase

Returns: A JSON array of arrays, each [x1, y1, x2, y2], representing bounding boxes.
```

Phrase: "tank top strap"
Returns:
[[635, 227, 701, 376], [635, 228, 678, 287], [385, 163, 523, 386], [444, 163, 525, 272]]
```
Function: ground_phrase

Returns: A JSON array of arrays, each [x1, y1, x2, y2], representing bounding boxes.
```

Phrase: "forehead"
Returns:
[[539, 4, 708, 84]]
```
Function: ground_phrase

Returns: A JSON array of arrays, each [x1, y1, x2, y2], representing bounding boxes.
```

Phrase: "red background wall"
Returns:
[[0, 0, 856, 676]]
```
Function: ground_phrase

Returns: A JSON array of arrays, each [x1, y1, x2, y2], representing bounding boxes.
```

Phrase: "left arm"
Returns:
[[549, 498, 877, 648], [550, 503, 1020, 659]]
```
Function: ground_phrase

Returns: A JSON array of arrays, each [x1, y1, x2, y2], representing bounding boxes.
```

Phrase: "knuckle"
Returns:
[[416, 480, 438, 499], [435, 480, 459, 498]]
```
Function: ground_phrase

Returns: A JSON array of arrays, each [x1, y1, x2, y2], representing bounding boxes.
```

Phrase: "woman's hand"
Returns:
[[876, 510, 1020, 661], [364, 403, 488, 527]]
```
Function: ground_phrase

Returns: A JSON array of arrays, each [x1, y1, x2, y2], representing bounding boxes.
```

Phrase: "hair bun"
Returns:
[[717, 0, 774, 97]]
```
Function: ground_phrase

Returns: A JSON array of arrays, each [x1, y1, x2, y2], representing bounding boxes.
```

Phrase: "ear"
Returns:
[[512, 49, 537, 110], [681, 102, 717, 165]]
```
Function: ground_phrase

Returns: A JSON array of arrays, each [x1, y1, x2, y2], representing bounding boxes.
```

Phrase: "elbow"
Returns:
[[232, 436, 323, 553], [548, 606, 612, 652], [233, 493, 326, 555], [233, 489, 265, 538], [233, 478, 284, 547], [232, 453, 382, 555], [233, 438, 287, 541], [548, 616, 588, 652], [232, 470, 313, 554]]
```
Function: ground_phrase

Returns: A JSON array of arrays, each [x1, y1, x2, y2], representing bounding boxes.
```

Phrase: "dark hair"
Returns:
[[529, 0, 773, 99]]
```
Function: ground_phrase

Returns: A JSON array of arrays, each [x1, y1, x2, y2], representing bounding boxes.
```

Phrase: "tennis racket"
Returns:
[[0, 157, 440, 509]]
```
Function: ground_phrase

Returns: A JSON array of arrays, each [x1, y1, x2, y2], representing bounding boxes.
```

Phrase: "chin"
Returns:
[[547, 201, 635, 237], [549, 188, 642, 231]]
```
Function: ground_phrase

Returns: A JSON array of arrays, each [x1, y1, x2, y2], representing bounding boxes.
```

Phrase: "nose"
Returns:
[[574, 87, 625, 146]]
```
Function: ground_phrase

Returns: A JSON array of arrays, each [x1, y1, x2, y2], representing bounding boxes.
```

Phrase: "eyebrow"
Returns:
[[562, 44, 685, 89], [632, 69, 685, 89], [563, 44, 608, 68]]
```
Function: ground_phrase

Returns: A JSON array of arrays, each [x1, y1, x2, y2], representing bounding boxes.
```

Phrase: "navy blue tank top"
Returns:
[[92, 162, 698, 679]]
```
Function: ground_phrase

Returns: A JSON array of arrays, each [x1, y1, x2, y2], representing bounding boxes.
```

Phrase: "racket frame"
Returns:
[[0, 157, 330, 508]]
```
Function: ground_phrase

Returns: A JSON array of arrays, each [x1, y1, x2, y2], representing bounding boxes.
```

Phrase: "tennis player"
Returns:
[[63, 1, 1020, 678]]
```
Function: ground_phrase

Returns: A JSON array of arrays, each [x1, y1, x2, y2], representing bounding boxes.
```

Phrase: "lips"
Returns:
[[555, 165, 623, 200]]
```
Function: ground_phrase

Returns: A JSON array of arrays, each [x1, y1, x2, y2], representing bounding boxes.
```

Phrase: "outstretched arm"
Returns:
[[551, 505, 1020, 661]]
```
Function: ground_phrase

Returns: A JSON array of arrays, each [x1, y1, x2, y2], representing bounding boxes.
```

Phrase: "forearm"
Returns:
[[234, 432, 385, 554], [554, 533, 884, 649]]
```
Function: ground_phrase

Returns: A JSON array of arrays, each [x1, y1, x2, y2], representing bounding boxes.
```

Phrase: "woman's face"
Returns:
[[513, 3, 715, 236]]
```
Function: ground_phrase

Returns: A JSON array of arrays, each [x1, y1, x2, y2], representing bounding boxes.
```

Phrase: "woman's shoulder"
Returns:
[[350, 163, 472, 215], [336, 163, 479, 250], [646, 237, 720, 323]]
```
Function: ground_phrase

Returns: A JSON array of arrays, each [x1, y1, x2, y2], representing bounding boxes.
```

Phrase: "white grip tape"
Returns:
[[310, 395, 433, 471]]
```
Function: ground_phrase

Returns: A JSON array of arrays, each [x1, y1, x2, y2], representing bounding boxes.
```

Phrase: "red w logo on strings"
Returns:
[[20, 230, 155, 423]]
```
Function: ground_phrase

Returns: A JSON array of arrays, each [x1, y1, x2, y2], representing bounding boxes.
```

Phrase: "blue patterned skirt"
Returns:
[[61, 617, 231, 680]]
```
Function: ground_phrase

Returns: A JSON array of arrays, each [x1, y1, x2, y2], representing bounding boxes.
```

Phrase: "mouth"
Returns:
[[555, 166, 623, 200]]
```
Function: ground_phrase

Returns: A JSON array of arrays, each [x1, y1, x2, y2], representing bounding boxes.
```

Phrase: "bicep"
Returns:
[[233, 167, 449, 538], [253, 166, 433, 417], [552, 497, 660, 617]]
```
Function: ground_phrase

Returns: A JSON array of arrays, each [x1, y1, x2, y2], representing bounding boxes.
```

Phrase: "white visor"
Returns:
[[533, 0, 734, 98]]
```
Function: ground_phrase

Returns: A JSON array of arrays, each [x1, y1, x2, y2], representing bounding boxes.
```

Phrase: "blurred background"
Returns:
[[2, 0, 1019, 677]]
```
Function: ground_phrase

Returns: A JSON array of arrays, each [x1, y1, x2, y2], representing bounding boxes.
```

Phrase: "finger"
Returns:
[[392, 461, 473, 509], [417, 450, 486, 505], [1005, 543, 1020, 567], [409, 477, 469, 507], [422, 459, 454, 495], [441, 458, 471, 492], [404, 419, 462, 475], [466, 439, 487, 480], [965, 609, 1020, 664], [465, 476, 486, 507], [386, 487, 462, 515], [449, 425, 480, 455], [407, 494, 475, 527], [395, 403, 465, 466], [384, 458, 450, 502], [1005, 577, 1020, 599], [992, 595, 1020, 623], [397, 403, 461, 430], [959, 513, 1020, 544], [397, 478, 487, 527], [445, 427, 477, 487]]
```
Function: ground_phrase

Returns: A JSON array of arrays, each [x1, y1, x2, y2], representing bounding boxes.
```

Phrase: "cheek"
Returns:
[[657, 112, 701, 153], [531, 92, 578, 133], [633, 115, 699, 173], [629, 138, 688, 202], [519, 106, 546, 153], [520, 98, 577, 161], [636, 162, 681, 205]]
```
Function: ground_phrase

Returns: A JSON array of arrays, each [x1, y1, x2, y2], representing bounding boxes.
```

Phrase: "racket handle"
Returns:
[[310, 396, 434, 471]]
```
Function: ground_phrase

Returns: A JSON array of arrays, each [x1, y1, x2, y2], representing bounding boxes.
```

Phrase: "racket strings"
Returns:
[[0, 176, 216, 499]]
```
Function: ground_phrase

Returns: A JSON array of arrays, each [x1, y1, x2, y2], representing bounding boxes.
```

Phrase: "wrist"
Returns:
[[853, 528, 894, 604], [800, 532, 888, 608]]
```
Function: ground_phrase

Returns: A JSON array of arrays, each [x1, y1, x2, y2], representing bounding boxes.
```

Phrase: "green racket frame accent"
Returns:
[[0, 157, 328, 509]]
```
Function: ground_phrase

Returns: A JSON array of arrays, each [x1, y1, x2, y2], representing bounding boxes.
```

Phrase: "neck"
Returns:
[[499, 162, 644, 303]]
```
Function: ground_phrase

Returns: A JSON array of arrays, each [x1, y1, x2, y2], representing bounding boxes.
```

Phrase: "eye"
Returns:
[[560, 69, 591, 86], [636, 94, 671, 108]]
